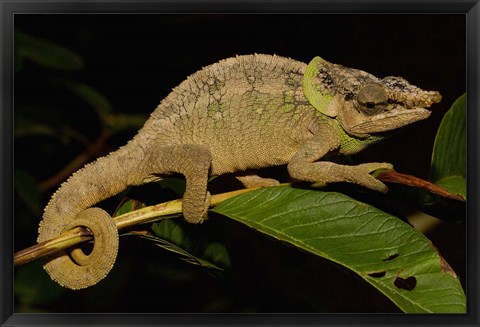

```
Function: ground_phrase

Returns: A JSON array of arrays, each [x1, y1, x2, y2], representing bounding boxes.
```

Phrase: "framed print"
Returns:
[[2, 1, 478, 326]]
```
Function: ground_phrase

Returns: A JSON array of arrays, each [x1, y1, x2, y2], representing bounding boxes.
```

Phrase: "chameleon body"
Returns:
[[37, 54, 441, 289]]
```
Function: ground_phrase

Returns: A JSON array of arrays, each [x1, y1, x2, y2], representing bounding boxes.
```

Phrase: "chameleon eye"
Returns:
[[356, 83, 388, 115]]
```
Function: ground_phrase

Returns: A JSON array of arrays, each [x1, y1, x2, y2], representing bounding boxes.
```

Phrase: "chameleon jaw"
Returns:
[[349, 107, 432, 134]]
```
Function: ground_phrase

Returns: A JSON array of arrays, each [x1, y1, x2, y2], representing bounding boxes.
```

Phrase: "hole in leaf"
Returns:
[[394, 276, 417, 290], [368, 271, 386, 278], [382, 253, 399, 261]]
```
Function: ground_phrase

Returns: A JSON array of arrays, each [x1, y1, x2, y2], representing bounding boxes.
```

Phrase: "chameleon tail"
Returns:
[[37, 144, 144, 289], [41, 208, 118, 289]]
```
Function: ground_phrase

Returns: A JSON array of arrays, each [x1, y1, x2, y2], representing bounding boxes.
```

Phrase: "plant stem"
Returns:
[[14, 187, 259, 267]]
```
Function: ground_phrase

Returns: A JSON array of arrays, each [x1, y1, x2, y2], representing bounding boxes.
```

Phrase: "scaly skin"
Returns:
[[38, 54, 441, 289]]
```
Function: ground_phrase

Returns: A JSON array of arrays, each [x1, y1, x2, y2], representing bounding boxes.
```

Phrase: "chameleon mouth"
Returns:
[[349, 106, 433, 134], [380, 107, 431, 121], [352, 90, 442, 133]]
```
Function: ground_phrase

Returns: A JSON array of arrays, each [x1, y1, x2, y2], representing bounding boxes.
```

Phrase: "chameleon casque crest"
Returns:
[[37, 54, 441, 289]]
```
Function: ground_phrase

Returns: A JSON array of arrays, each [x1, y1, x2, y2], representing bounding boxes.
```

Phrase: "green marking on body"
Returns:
[[332, 118, 384, 154], [282, 94, 296, 112]]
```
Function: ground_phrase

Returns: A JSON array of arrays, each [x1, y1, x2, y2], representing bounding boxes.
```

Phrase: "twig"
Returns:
[[14, 187, 259, 267], [376, 170, 465, 202], [18, 170, 462, 267]]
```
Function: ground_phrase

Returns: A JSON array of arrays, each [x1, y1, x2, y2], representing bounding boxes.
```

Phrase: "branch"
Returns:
[[17, 171, 461, 267], [14, 187, 259, 267]]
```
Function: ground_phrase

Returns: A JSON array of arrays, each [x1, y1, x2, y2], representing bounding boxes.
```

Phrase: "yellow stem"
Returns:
[[14, 187, 261, 267]]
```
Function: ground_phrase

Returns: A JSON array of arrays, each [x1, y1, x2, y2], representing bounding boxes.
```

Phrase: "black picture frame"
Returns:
[[2, 0, 478, 326]]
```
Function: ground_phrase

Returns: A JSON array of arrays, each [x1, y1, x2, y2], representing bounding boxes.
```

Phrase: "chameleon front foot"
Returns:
[[42, 208, 119, 290]]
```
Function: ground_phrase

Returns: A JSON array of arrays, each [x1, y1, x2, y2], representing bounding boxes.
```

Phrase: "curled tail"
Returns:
[[39, 208, 119, 289], [38, 144, 145, 289]]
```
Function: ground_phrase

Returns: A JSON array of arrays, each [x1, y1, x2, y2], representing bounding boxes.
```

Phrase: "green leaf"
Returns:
[[152, 219, 191, 248], [15, 31, 84, 71], [130, 232, 225, 272], [151, 219, 231, 272], [435, 176, 466, 199], [212, 186, 465, 313], [114, 190, 230, 273], [430, 93, 466, 183], [203, 242, 232, 269], [113, 197, 147, 217]]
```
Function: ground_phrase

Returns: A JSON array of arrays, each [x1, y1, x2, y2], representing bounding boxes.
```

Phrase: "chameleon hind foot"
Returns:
[[236, 174, 281, 188], [42, 208, 119, 290]]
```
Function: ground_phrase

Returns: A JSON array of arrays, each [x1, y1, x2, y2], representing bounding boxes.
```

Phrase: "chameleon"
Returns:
[[37, 54, 441, 290]]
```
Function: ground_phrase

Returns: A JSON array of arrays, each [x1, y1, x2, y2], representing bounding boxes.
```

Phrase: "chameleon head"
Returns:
[[303, 56, 442, 137]]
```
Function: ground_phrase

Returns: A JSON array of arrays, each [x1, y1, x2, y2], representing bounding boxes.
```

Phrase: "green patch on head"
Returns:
[[303, 56, 336, 117]]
